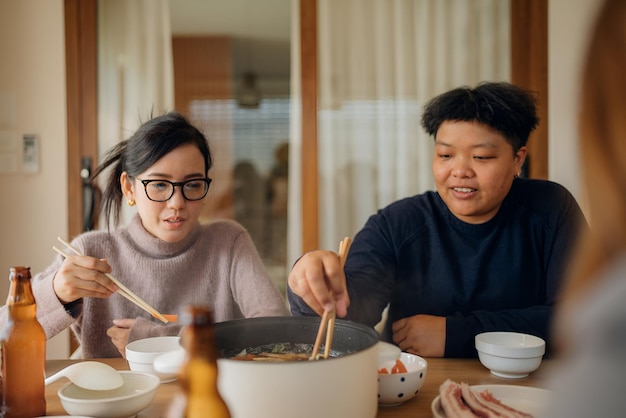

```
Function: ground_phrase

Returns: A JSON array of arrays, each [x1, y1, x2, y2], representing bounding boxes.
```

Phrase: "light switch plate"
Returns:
[[22, 134, 39, 173]]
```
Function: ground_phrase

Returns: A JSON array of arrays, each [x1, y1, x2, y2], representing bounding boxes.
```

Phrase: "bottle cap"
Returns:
[[180, 305, 214, 326]]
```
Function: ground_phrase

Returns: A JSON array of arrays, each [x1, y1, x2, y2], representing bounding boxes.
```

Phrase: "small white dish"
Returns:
[[58, 371, 159, 418], [154, 346, 186, 375], [125, 336, 182, 382], [378, 352, 428, 406], [475, 332, 545, 378]]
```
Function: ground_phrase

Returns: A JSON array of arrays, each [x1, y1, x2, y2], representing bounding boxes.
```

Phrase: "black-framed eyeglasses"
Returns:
[[138, 178, 212, 202]]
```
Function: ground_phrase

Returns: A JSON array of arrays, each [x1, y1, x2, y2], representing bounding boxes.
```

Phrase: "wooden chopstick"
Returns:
[[310, 309, 330, 361], [324, 237, 351, 358], [310, 236, 352, 361], [52, 246, 150, 315], [322, 309, 336, 359], [54, 237, 170, 323], [52, 244, 168, 323]]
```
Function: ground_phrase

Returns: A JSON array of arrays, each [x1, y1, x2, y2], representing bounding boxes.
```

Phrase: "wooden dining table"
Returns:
[[45, 357, 554, 417]]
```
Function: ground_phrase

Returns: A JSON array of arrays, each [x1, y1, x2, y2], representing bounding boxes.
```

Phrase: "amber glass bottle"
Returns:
[[179, 305, 230, 418], [1, 266, 46, 418]]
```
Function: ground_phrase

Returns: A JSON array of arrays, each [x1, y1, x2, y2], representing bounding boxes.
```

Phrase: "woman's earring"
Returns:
[[127, 199, 136, 206], [514, 171, 521, 179]]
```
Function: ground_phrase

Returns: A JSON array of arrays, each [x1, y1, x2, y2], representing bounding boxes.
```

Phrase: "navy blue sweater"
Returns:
[[288, 178, 586, 357]]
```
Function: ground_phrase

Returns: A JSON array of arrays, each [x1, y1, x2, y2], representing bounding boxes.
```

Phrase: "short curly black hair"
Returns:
[[420, 82, 539, 151]]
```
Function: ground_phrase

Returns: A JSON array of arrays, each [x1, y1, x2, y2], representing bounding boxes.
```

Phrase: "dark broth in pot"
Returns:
[[220, 342, 348, 361]]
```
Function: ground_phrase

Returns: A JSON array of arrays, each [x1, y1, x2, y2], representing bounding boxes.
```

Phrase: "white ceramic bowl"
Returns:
[[58, 371, 159, 418], [125, 336, 182, 382], [377, 352, 428, 406], [475, 332, 546, 378]]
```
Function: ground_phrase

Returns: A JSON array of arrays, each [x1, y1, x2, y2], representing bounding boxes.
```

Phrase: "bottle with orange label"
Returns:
[[0, 266, 46, 418]]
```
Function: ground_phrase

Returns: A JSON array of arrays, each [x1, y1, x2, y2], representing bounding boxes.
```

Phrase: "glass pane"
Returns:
[[97, 0, 292, 295], [189, 99, 290, 294]]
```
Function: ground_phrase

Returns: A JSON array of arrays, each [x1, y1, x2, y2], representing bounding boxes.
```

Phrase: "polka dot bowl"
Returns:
[[377, 352, 428, 406]]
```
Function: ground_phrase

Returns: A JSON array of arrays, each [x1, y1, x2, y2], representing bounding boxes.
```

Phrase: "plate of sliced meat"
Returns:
[[432, 379, 551, 418]]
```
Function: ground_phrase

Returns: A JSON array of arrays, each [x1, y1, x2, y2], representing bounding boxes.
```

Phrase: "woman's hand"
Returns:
[[52, 254, 118, 304], [107, 318, 136, 357], [287, 250, 350, 317], [392, 314, 446, 357]]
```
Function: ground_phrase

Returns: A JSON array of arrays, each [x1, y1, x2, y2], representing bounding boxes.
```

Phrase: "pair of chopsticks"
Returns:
[[309, 236, 352, 360], [52, 236, 171, 323]]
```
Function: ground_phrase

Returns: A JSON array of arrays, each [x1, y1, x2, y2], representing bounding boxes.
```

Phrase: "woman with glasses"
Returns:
[[1, 112, 290, 358]]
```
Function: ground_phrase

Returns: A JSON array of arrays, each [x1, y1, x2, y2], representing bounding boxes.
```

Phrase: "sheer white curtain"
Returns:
[[287, 0, 304, 267], [288, 0, 510, 260], [97, 0, 174, 226]]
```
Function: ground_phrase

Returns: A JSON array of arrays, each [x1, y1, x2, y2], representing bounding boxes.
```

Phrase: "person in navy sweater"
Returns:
[[287, 82, 587, 358]]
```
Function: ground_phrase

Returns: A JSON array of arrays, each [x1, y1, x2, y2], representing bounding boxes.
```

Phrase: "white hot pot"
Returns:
[[213, 316, 380, 418]]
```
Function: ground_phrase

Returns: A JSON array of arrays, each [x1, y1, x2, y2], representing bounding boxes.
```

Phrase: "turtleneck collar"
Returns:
[[122, 214, 202, 259]]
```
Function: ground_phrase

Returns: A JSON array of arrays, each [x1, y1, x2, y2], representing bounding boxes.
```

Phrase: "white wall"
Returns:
[[0, 0, 69, 358]]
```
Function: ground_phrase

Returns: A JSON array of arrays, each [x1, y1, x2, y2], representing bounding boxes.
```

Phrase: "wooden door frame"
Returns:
[[64, 0, 97, 354], [511, 0, 548, 180], [299, 0, 319, 253], [64, 0, 548, 287], [65, 0, 98, 239]]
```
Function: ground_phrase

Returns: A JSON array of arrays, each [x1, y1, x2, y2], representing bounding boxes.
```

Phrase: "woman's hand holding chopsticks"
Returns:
[[287, 237, 353, 318], [52, 250, 119, 304], [54, 238, 170, 323], [288, 250, 350, 318], [308, 237, 352, 360]]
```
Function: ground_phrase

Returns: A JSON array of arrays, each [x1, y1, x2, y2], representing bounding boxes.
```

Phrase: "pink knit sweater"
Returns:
[[1, 215, 290, 358]]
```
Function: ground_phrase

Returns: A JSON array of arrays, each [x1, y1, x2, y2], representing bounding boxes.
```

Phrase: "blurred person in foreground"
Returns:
[[543, 0, 626, 416], [0, 112, 289, 358], [288, 82, 587, 358]]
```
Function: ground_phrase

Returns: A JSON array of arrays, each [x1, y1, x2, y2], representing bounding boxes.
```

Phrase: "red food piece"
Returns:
[[391, 359, 408, 374]]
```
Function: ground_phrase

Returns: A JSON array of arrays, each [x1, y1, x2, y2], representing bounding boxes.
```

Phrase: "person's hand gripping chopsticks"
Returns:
[[52, 250, 118, 304], [287, 237, 352, 318]]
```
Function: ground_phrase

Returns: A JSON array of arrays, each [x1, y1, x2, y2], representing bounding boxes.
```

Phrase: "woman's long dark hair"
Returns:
[[91, 112, 213, 228]]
